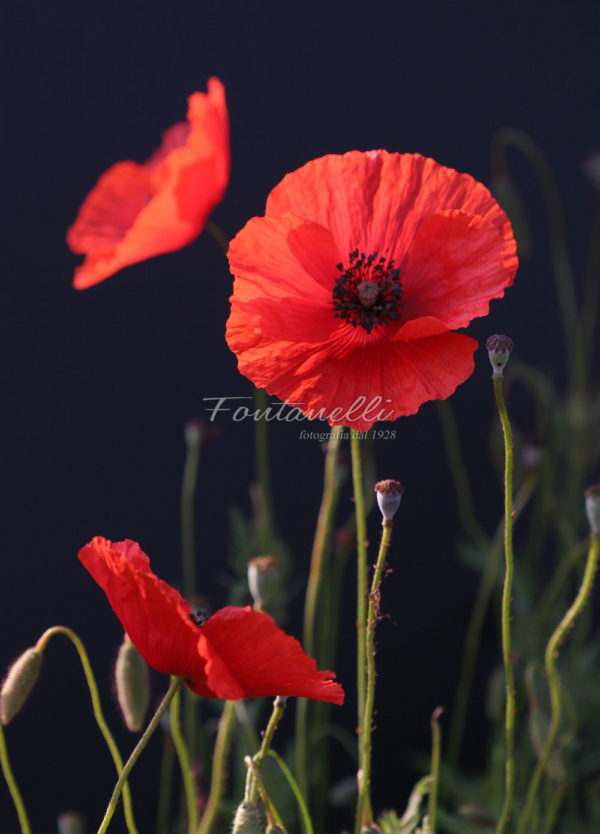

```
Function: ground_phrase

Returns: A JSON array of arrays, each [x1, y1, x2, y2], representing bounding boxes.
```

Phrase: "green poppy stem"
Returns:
[[492, 373, 516, 834], [350, 431, 368, 738], [254, 387, 276, 548], [35, 626, 138, 834], [169, 686, 198, 833], [196, 700, 237, 834], [296, 430, 343, 795], [516, 532, 600, 834], [355, 518, 394, 833], [428, 707, 443, 834], [0, 720, 31, 834], [96, 676, 183, 834], [248, 696, 287, 805]]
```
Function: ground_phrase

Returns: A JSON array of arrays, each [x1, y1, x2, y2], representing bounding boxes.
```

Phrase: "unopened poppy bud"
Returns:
[[231, 801, 262, 834], [247, 555, 283, 613], [114, 634, 150, 732], [57, 811, 86, 834], [585, 485, 600, 534], [0, 647, 42, 725], [485, 334, 514, 375], [374, 479, 405, 524]]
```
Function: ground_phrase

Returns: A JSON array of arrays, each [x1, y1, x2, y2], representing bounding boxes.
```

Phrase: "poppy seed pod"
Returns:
[[485, 334, 514, 375], [585, 485, 600, 534], [114, 634, 151, 732], [57, 811, 86, 834], [231, 801, 263, 834], [375, 479, 405, 524], [0, 647, 42, 725], [247, 555, 283, 613]]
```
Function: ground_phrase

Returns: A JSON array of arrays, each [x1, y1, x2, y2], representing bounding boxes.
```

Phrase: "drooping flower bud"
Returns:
[[0, 647, 42, 725], [585, 485, 600, 534], [485, 334, 514, 376], [374, 479, 405, 525], [57, 811, 86, 834], [247, 555, 283, 613], [114, 634, 150, 732], [231, 801, 262, 834]]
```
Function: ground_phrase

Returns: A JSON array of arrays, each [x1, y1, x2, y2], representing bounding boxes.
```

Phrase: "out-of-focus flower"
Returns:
[[226, 150, 517, 431], [68, 78, 229, 289], [78, 537, 344, 704]]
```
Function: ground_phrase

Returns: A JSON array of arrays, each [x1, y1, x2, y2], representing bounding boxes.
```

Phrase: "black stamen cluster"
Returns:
[[332, 249, 404, 333]]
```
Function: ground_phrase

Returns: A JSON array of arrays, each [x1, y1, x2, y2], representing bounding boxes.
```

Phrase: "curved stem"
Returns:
[[248, 696, 287, 805], [204, 219, 229, 256], [517, 533, 600, 834], [355, 521, 393, 834], [197, 700, 237, 834], [0, 720, 31, 834], [296, 430, 343, 794], [492, 374, 516, 834], [97, 677, 183, 834], [169, 687, 198, 833], [36, 626, 138, 834]]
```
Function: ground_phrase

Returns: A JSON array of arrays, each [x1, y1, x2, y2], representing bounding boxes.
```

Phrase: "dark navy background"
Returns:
[[2, 1, 599, 830]]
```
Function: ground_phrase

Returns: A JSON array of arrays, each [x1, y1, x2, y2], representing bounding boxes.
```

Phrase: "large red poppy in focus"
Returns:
[[226, 151, 518, 431], [78, 537, 344, 704], [67, 78, 229, 289]]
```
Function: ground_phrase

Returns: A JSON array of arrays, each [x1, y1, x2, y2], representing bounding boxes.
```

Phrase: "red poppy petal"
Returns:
[[197, 606, 345, 703], [78, 537, 208, 684], [401, 210, 517, 329], [266, 151, 514, 268], [69, 78, 229, 289]]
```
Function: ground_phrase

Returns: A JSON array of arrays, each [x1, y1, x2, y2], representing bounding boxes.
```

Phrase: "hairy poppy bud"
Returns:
[[231, 801, 262, 834], [114, 634, 150, 732], [485, 334, 514, 376], [0, 647, 42, 725], [247, 555, 283, 614], [57, 811, 86, 834], [374, 479, 405, 524], [585, 485, 600, 534]]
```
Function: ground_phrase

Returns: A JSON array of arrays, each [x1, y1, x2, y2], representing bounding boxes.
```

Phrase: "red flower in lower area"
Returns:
[[78, 537, 344, 704], [226, 151, 518, 432], [67, 78, 229, 289]]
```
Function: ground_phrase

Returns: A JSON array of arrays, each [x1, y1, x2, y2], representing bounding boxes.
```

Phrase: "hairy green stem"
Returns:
[[428, 707, 443, 834], [169, 687, 198, 833], [517, 533, 600, 834], [492, 373, 516, 834], [97, 677, 182, 834], [355, 521, 393, 833], [248, 696, 287, 805], [296, 430, 343, 795], [197, 700, 237, 834], [0, 720, 31, 834], [36, 626, 138, 834], [254, 387, 276, 548], [350, 431, 368, 739]]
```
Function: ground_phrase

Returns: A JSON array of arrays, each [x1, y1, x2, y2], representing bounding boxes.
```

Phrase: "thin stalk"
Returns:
[[448, 473, 537, 765], [296, 430, 343, 795], [169, 687, 198, 834], [355, 520, 393, 834], [181, 426, 202, 760], [428, 707, 444, 834], [97, 677, 183, 834], [268, 749, 315, 834], [204, 219, 229, 255], [155, 734, 175, 834], [517, 533, 600, 834], [254, 387, 276, 548], [248, 696, 287, 805], [350, 431, 368, 738], [196, 700, 237, 834], [36, 626, 137, 834], [492, 373, 516, 834], [0, 720, 31, 834]]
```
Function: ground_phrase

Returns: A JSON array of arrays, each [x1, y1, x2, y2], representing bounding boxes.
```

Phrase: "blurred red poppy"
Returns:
[[226, 150, 518, 431], [78, 537, 344, 704], [68, 78, 229, 289]]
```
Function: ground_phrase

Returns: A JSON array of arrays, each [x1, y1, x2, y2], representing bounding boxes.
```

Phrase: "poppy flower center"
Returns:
[[332, 250, 404, 333]]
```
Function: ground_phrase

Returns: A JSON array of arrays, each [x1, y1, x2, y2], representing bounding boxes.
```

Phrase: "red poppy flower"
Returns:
[[78, 537, 344, 704], [67, 78, 229, 289], [226, 151, 518, 431]]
